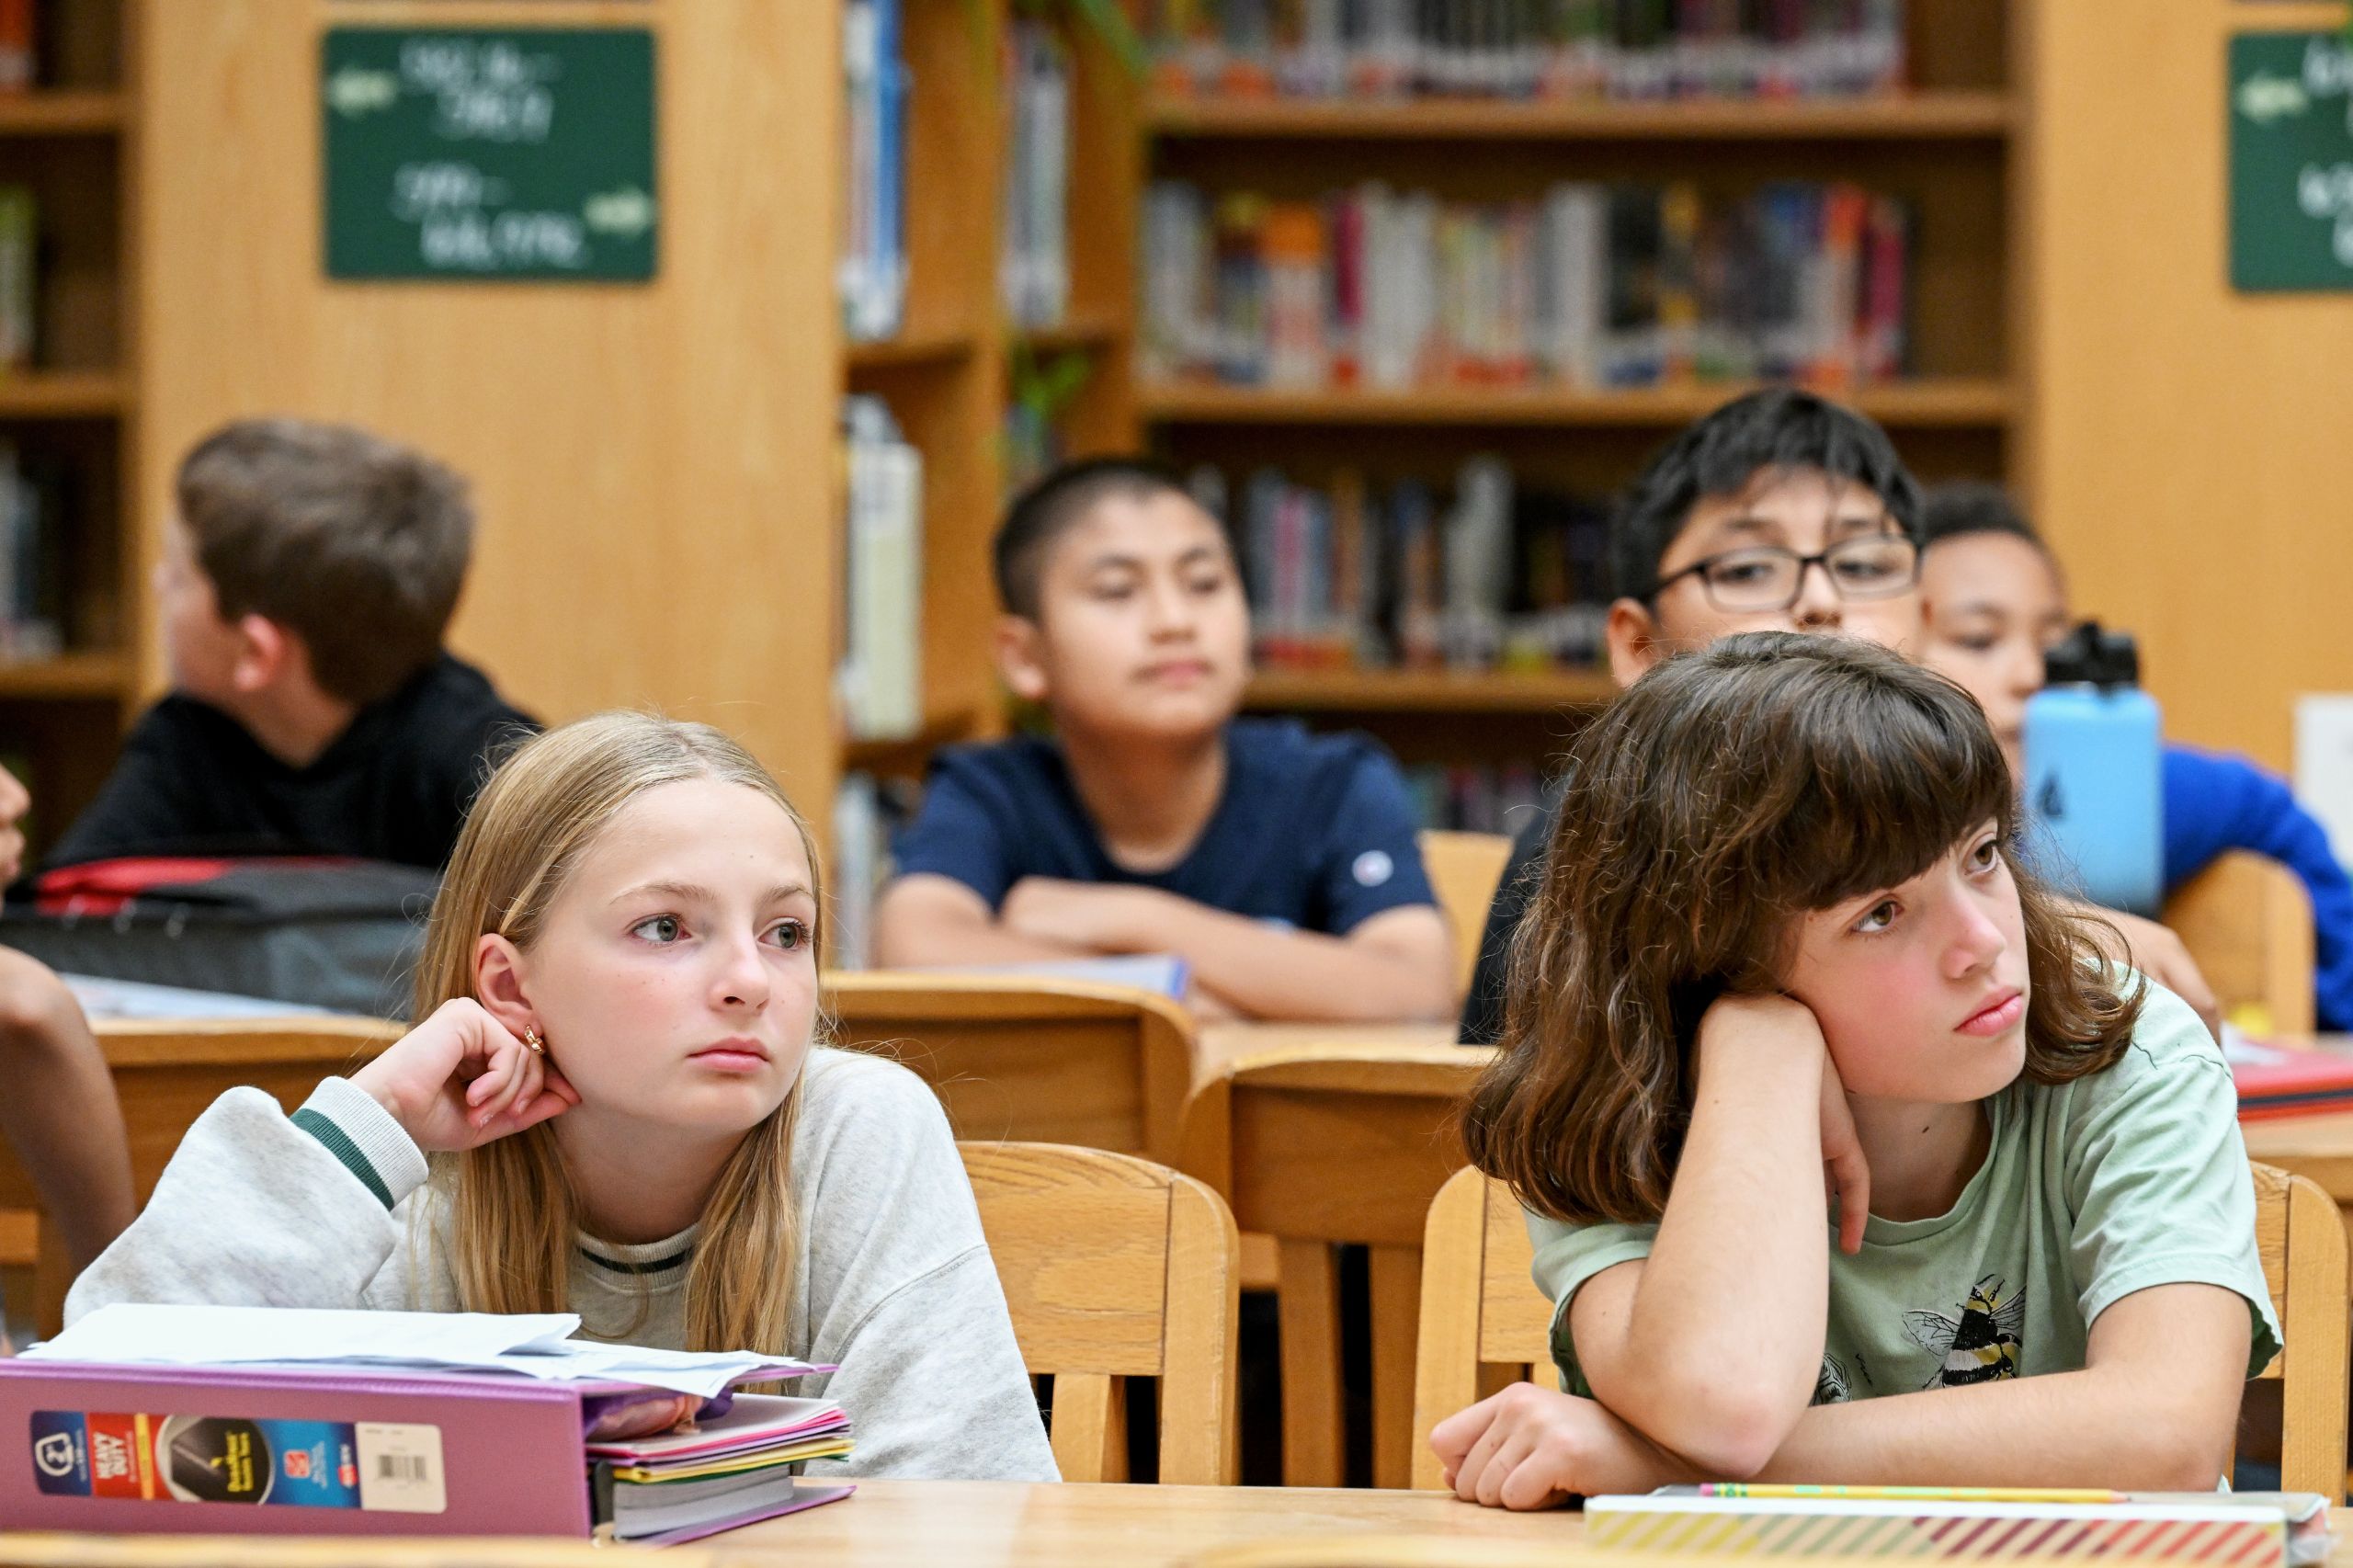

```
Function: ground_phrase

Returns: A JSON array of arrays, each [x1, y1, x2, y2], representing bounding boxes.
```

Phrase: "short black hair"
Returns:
[[1607, 389, 1924, 601], [1919, 481, 2045, 551], [993, 456, 1196, 619]]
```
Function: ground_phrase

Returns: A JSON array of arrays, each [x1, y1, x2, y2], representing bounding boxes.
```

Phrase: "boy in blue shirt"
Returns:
[[874, 458, 1455, 1021], [1915, 483, 2353, 1029]]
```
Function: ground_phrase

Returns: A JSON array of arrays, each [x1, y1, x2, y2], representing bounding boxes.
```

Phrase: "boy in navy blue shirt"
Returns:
[[874, 459, 1455, 1021]]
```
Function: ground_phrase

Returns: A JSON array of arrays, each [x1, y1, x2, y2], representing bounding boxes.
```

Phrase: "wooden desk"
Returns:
[[0, 1482, 1577, 1568], [1189, 1026, 1491, 1490]]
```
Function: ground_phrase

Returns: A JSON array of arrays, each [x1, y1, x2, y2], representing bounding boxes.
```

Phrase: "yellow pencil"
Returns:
[[1698, 1485, 2127, 1504]]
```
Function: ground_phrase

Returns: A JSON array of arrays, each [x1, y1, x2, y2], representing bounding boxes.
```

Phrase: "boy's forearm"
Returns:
[[870, 887, 1096, 969], [1107, 892, 1452, 1021], [0, 974, 135, 1269]]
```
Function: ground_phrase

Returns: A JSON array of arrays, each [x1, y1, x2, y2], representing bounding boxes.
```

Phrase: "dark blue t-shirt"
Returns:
[[891, 719, 1437, 935]]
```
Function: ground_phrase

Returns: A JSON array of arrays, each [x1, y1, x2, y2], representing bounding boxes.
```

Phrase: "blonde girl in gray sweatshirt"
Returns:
[[67, 711, 1057, 1484]]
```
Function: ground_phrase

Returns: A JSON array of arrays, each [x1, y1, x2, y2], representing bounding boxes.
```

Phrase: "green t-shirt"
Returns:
[[1529, 982, 2282, 1403]]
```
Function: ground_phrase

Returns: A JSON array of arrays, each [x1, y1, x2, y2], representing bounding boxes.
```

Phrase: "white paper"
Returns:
[[63, 973, 348, 1021], [2296, 695, 2353, 872], [26, 1304, 579, 1366], [25, 1305, 820, 1399]]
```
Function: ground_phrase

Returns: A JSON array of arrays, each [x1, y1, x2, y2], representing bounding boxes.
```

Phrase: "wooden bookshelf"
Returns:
[[0, 369, 128, 416], [831, 0, 2028, 840], [1137, 376, 2011, 428], [0, 651, 130, 699], [0, 6, 142, 859], [1245, 665, 1617, 714], [0, 88, 125, 136], [1144, 88, 2013, 142]]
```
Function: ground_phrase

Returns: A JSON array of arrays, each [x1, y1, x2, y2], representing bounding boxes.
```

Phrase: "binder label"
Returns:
[[27, 1410, 444, 1513]]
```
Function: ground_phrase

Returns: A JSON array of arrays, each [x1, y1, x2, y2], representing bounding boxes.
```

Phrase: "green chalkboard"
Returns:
[[2229, 31, 2353, 291], [323, 28, 656, 282]]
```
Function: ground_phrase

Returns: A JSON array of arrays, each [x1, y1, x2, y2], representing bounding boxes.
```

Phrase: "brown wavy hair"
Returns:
[[1462, 631, 2143, 1226]]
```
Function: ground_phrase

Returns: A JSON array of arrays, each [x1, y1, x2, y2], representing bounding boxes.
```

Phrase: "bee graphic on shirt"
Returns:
[[1903, 1274, 2024, 1389]]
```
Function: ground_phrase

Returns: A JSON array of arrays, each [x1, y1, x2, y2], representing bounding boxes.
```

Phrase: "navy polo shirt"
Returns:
[[890, 719, 1437, 935]]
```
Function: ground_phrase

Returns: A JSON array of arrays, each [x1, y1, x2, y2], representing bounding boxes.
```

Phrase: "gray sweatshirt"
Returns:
[[65, 1046, 1059, 1483]]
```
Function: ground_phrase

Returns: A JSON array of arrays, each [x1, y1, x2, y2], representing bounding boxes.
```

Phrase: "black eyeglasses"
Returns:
[[1651, 533, 1919, 614]]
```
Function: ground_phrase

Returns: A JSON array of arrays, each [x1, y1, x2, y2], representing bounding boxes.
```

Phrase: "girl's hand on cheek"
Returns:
[[1430, 1383, 1681, 1511], [1817, 1048, 1870, 1254], [1697, 993, 1868, 1252], [351, 998, 582, 1153]]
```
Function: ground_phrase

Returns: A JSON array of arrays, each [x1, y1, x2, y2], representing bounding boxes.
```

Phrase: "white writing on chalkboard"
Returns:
[[2305, 37, 2353, 134], [2294, 162, 2353, 262], [420, 210, 585, 270], [398, 37, 558, 145]]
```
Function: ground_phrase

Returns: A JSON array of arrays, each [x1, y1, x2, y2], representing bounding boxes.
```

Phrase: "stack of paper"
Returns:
[[589, 1393, 853, 1543], [27, 1304, 824, 1400]]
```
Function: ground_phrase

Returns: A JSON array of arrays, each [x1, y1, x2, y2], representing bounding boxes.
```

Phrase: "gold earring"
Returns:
[[523, 1026, 545, 1056]]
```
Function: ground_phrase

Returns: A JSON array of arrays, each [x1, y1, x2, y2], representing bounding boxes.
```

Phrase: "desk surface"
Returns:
[[0, 1482, 1580, 1568], [1196, 1022, 1463, 1084]]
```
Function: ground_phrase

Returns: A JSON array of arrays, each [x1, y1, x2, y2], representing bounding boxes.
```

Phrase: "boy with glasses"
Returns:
[[1461, 390, 2217, 1044]]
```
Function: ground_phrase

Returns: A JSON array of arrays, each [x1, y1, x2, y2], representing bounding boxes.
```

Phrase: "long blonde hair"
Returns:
[[414, 710, 824, 1354]]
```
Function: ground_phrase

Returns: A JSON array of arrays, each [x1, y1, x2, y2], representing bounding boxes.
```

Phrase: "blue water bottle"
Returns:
[[2022, 621, 2162, 915]]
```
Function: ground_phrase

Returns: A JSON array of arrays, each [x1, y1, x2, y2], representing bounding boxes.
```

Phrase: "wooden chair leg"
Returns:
[[1369, 1243, 1424, 1490], [1278, 1238, 1345, 1487]]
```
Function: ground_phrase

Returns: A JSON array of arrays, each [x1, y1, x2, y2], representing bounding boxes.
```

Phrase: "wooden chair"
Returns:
[[2164, 850, 2316, 1034], [0, 1015, 402, 1335], [1184, 1042, 1485, 1489], [826, 971, 1207, 1174], [1417, 831, 1513, 1003], [1409, 1162, 2352, 1498], [961, 1141, 1240, 1484]]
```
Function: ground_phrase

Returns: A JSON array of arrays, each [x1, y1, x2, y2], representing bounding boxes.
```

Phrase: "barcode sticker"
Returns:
[[355, 1424, 445, 1514]]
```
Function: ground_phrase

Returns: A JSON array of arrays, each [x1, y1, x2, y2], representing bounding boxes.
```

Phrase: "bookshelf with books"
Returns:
[[0, 1, 138, 859], [834, 0, 1147, 950], [1117, 0, 2020, 803]]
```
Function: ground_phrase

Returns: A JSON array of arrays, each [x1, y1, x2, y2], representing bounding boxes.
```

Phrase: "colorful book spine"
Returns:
[[839, 0, 909, 342], [0, 0, 32, 97], [0, 186, 35, 372], [837, 396, 923, 741]]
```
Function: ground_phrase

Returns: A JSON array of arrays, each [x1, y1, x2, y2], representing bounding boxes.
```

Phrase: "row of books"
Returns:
[[840, 0, 910, 341], [1404, 760, 1548, 836], [833, 771, 919, 970], [0, 186, 32, 371], [1142, 178, 1911, 392], [1001, 22, 1071, 330], [1142, 0, 1906, 102], [0, 441, 63, 662], [838, 398, 923, 741], [1200, 457, 1613, 673], [0, 1, 29, 96]]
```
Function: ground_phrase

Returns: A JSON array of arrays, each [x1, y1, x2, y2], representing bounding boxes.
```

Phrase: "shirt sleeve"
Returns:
[[2059, 983, 2283, 1379], [888, 758, 1019, 912], [64, 1079, 429, 1322], [2161, 745, 2353, 1031], [1526, 1208, 1657, 1394], [1316, 747, 1439, 935], [789, 1053, 1058, 1482], [44, 709, 204, 869]]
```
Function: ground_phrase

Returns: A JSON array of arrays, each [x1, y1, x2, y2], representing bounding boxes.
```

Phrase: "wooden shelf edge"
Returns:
[[0, 652, 134, 699], [845, 330, 980, 372], [1244, 667, 1618, 713], [1009, 317, 1127, 357], [1144, 88, 2012, 141], [1139, 377, 2011, 428], [0, 370, 131, 417], [0, 89, 128, 135]]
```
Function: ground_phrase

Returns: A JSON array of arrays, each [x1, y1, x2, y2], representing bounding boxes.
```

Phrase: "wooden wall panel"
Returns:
[[2024, 0, 2353, 771], [133, 0, 843, 807]]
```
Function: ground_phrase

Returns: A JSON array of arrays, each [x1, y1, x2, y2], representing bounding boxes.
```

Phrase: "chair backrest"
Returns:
[[2164, 851, 2316, 1034], [1418, 831, 1513, 1002], [825, 971, 1202, 1172], [961, 1141, 1239, 1484], [1411, 1161, 2349, 1496]]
